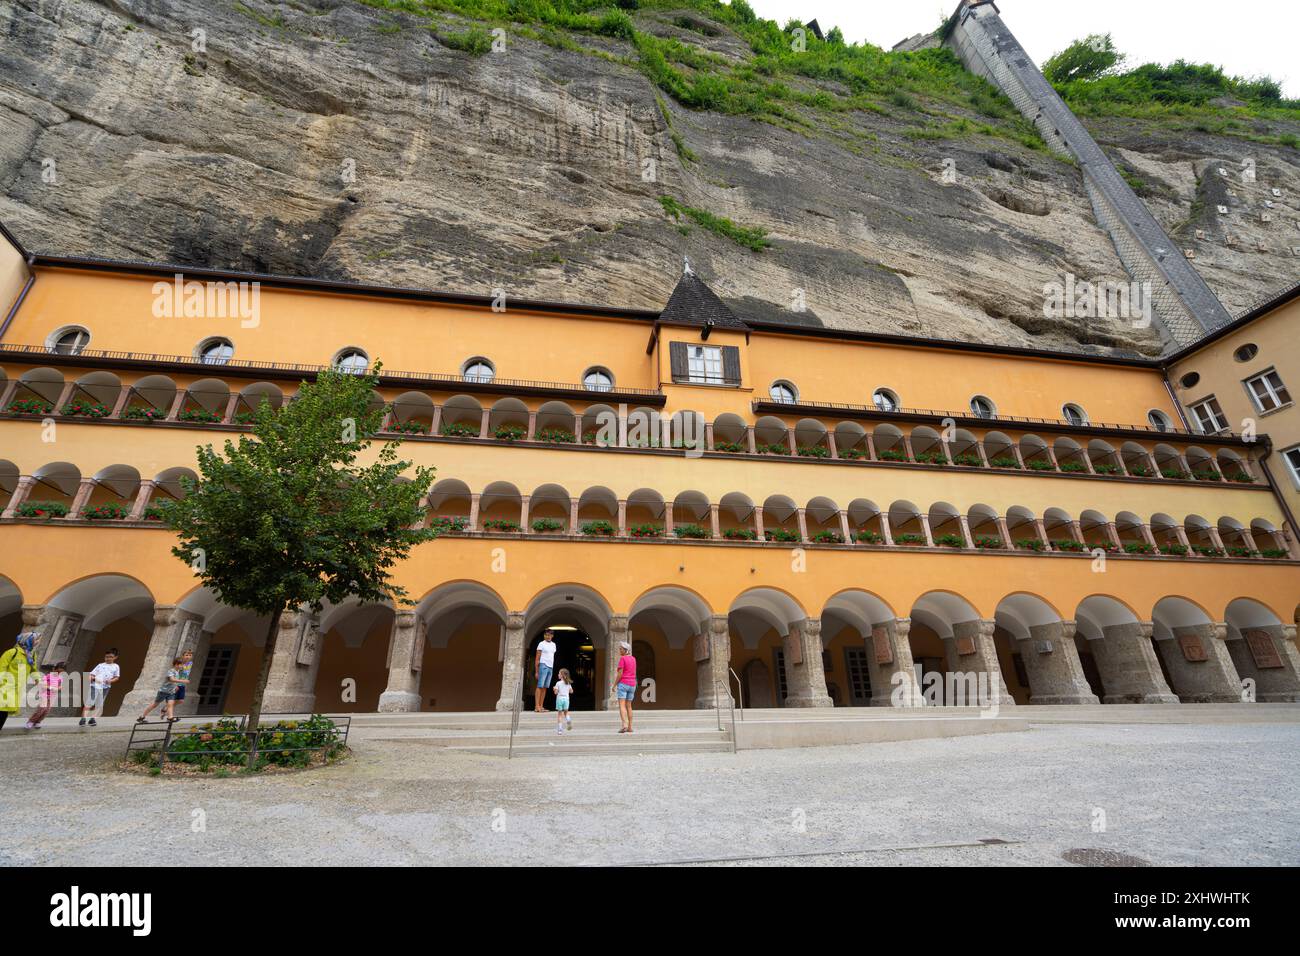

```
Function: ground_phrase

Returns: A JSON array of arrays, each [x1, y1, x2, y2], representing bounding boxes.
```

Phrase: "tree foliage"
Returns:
[[1042, 34, 1123, 85], [161, 365, 436, 729]]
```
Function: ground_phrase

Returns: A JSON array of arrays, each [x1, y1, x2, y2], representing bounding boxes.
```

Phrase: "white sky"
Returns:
[[747, 0, 1300, 97]]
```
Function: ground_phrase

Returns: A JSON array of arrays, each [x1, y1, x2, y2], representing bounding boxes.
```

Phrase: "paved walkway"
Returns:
[[1, 717, 1297, 866]]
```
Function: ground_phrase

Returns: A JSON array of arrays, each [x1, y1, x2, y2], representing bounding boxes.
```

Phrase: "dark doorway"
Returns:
[[196, 644, 239, 715], [524, 628, 597, 710]]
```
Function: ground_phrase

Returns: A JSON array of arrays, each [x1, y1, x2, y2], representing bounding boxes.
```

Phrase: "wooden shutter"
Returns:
[[721, 345, 741, 385], [669, 341, 688, 382]]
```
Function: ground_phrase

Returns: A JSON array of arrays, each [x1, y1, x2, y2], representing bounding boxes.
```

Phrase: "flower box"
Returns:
[[894, 533, 926, 546], [16, 500, 70, 519], [1025, 459, 1055, 471], [6, 398, 53, 415], [1159, 543, 1189, 556], [440, 422, 480, 438], [990, 456, 1020, 469], [1093, 463, 1122, 475], [854, 530, 883, 544], [1051, 539, 1087, 552], [764, 528, 799, 543], [1191, 471, 1221, 482], [973, 535, 1004, 549], [483, 519, 521, 532], [723, 528, 758, 540], [389, 420, 429, 434], [953, 454, 983, 467], [914, 451, 948, 465], [934, 533, 964, 548], [536, 427, 576, 444], [628, 523, 664, 538], [1260, 548, 1289, 559], [493, 424, 527, 442], [124, 405, 167, 421], [1058, 460, 1087, 473], [178, 407, 222, 424], [1015, 538, 1046, 551], [82, 502, 130, 520], [233, 410, 257, 425], [61, 401, 111, 418], [430, 516, 469, 533], [1226, 546, 1256, 558], [1123, 542, 1156, 555], [878, 449, 910, 462], [811, 530, 843, 544], [840, 447, 869, 460], [1127, 465, 1154, 477], [1160, 468, 1189, 480], [142, 505, 166, 521], [1192, 545, 1224, 557], [797, 445, 830, 459], [674, 523, 709, 539], [531, 518, 565, 533], [580, 520, 615, 537], [1225, 472, 1254, 483], [713, 441, 746, 453], [757, 442, 789, 455]]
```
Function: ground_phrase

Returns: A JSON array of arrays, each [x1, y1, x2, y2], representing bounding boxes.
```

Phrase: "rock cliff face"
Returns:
[[0, 0, 1296, 356]]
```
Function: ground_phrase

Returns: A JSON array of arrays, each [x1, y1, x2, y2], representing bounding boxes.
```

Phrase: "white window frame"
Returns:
[[1146, 409, 1172, 432], [197, 337, 235, 365], [333, 348, 370, 375], [872, 388, 900, 413], [1062, 403, 1089, 426], [1281, 444, 1300, 490], [686, 345, 724, 385], [583, 367, 613, 392], [1189, 396, 1229, 434], [769, 381, 798, 404], [1244, 368, 1291, 413], [461, 357, 495, 384], [47, 326, 91, 355], [969, 395, 996, 419]]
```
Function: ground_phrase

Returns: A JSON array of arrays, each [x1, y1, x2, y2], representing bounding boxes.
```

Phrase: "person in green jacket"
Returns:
[[0, 632, 38, 731]]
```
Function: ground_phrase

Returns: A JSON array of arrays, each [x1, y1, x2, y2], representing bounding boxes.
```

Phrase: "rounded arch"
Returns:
[[995, 592, 1064, 642], [728, 587, 808, 645], [910, 590, 981, 639]]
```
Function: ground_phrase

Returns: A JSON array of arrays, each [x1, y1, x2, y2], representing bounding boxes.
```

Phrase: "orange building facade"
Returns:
[[1, 223, 1297, 717]]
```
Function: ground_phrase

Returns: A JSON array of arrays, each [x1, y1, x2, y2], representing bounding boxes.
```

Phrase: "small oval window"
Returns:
[[872, 388, 900, 413], [1233, 343, 1258, 363], [1179, 371, 1201, 389]]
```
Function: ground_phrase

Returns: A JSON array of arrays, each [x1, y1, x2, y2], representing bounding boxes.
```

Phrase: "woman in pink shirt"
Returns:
[[613, 641, 636, 734]]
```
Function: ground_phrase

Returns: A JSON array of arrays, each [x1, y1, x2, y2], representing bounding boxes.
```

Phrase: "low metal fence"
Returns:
[[124, 713, 351, 768]]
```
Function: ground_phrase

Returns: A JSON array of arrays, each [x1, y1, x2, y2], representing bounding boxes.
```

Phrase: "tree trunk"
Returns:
[[247, 607, 284, 735]]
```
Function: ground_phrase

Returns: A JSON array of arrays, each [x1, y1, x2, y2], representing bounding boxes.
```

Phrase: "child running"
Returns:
[[136, 657, 187, 723], [26, 661, 67, 730], [553, 668, 573, 735]]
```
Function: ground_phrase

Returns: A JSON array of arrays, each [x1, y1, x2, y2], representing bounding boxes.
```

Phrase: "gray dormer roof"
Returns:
[[657, 270, 749, 331]]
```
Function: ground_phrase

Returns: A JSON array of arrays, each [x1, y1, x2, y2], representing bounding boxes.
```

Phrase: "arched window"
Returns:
[[334, 348, 369, 374], [872, 388, 900, 413], [49, 327, 90, 355], [197, 337, 234, 365], [969, 395, 996, 419], [1062, 403, 1089, 426], [462, 357, 495, 384], [583, 367, 613, 392], [1147, 409, 1173, 432], [769, 381, 797, 404]]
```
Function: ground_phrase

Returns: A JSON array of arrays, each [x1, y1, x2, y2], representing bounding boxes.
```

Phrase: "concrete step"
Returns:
[[364, 728, 730, 747], [452, 739, 736, 757]]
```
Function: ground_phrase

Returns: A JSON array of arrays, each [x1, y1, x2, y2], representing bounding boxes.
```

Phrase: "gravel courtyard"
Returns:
[[2, 720, 1297, 867]]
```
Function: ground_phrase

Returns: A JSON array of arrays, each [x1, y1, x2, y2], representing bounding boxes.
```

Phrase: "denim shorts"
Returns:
[[616, 682, 636, 701], [537, 664, 553, 689]]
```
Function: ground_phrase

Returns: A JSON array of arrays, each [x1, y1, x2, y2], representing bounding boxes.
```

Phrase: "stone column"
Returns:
[[694, 615, 732, 709], [109, 386, 131, 419], [838, 510, 852, 544], [519, 495, 531, 534], [262, 611, 324, 714], [494, 612, 527, 711], [826, 432, 838, 459], [119, 606, 204, 713], [65, 478, 95, 519], [664, 502, 675, 536], [605, 614, 630, 710], [957, 515, 974, 549], [0, 380, 17, 410], [569, 498, 579, 534], [1105, 522, 1123, 550], [478, 408, 491, 439], [786, 428, 797, 456], [1034, 519, 1053, 551], [868, 618, 922, 707], [222, 393, 240, 424], [796, 508, 809, 543], [865, 434, 877, 461], [128, 480, 157, 520], [1154, 623, 1242, 702], [526, 411, 537, 441], [467, 493, 480, 531], [942, 620, 1015, 706], [378, 610, 424, 712], [617, 499, 627, 537], [976, 440, 990, 467], [172, 628, 214, 717], [1084, 622, 1178, 703], [164, 390, 186, 421], [1013, 620, 1099, 705], [1140, 524, 1159, 550], [1225, 625, 1300, 702], [709, 503, 721, 539], [783, 618, 833, 707], [52, 382, 75, 415], [918, 513, 935, 548], [996, 516, 1014, 550], [752, 507, 763, 540], [2, 476, 36, 518]]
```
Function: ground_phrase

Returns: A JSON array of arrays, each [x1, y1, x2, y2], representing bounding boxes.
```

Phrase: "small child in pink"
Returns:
[[26, 661, 66, 729]]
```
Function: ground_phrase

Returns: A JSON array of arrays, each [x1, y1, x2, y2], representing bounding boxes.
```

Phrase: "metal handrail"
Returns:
[[752, 397, 1243, 441], [0, 343, 664, 397], [728, 667, 745, 721], [716, 678, 737, 753], [507, 675, 523, 759]]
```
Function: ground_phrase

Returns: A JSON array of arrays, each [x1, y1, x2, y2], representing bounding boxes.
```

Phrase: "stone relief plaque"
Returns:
[[1176, 630, 1208, 662], [1244, 629, 1284, 669], [692, 632, 709, 663], [782, 630, 802, 666], [871, 626, 894, 665], [43, 615, 81, 664], [954, 635, 977, 657], [296, 619, 318, 667], [177, 619, 202, 657]]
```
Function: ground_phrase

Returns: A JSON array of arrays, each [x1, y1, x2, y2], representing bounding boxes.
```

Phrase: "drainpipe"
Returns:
[[1255, 438, 1300, 548], [0, 257, 37, 343], [1160, 374, 1193, 432]]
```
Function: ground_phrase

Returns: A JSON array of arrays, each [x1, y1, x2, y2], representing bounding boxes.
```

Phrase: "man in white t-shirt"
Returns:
[[533, 630, 558, 713], [80, 648, 121, 727]]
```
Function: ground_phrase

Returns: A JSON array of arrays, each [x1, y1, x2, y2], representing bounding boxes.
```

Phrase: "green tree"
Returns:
[[162, 365, 436, 731], [1042, 34, 1124, 86]]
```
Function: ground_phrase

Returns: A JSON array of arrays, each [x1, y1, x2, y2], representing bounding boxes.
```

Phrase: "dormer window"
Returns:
[[462, 358, 495, 384], [668, 342, 740, 386]]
